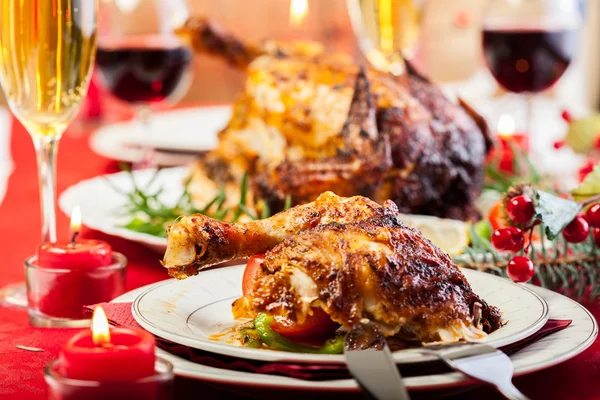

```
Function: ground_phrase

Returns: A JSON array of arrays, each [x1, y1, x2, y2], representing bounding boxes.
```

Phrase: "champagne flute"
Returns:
[[0, 0, 98, 306], [347, 0, 423, 75]]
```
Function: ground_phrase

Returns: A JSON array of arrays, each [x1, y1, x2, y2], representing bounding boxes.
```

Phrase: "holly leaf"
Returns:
[[535, 190, 581, 240], [571, 163, 600, 201]]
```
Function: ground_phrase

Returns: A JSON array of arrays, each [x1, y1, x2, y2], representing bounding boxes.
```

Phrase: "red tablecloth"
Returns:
[[1, 115, 599, 400]]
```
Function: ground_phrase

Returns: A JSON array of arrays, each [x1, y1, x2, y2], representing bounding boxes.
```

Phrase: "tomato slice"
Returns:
[[243, 254, 339, 340], [242, 254, 266, 296], [271, 308, 339, 341], [488, 200, 507, 232]]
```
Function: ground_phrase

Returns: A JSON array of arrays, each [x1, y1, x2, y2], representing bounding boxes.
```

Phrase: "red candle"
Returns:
[[493, 114, 529, 174], [36, 205, 112, 269], [28, 206, 126, 320], [59, 306, 156, 381], [37, 240, 112, 269]]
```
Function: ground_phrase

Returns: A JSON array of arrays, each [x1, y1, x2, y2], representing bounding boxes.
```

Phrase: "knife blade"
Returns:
[[344, 320, 411, 400]]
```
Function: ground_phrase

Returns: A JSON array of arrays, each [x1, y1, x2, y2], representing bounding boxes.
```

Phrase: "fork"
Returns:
[[421, 342, 531, 400]]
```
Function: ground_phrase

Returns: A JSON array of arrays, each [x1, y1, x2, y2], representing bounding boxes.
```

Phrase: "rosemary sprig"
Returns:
[[111, 170, 294, 238]]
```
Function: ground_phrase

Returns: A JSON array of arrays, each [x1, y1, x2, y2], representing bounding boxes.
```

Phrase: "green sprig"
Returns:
[[110, 170, 291, 237], [455, 185, 600, 300]]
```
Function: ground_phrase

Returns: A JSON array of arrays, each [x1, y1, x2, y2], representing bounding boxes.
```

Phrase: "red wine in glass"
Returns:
[[96, 37, 193, 104], [482, 27, 577, 93]]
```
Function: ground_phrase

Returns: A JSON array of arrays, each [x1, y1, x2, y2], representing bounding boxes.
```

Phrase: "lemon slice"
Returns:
[[399, 214, 470, 256]]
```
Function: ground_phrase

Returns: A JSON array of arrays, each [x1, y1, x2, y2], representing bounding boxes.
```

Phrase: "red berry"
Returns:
[[492, 228, 525, 252], [553, 140, 565, 150], [506, 196, 535, 224], [562, 216, 590, 243], [561, 110, 573, 123], [507, 256, 535, 283], [593, 228, 600, 246], [586, 204, 600, 227]]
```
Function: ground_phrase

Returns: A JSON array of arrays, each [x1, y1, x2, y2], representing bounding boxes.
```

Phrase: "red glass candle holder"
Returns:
[[497, 133, 529, 174], [44, 357, 173, 400], [25, 253, 127, 328]]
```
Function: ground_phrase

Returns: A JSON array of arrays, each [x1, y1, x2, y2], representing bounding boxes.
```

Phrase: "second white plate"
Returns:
[[59, 167, 187, 252], [58, 167, 470, 254], [132, 264, 548, 365], [90, 106, 231, 165]]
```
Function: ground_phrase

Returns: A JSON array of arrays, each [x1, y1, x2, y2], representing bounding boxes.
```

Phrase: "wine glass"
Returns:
[[347, 0, 423, 75], [0, 1, 98, 307], [482, 0, 581, 138], [95, 0, 193, 168]]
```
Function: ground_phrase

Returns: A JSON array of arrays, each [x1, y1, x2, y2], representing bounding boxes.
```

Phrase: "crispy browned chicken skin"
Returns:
[[163, 192, 501, 342], [179, 18, 491, 221]]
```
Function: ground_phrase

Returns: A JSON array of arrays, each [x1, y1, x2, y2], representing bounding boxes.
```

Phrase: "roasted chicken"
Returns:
[[180, 18, 491, 221], [163, 192, 501, 343]]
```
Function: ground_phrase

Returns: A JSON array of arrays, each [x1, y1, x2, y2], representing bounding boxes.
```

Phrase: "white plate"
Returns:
[[59, 167, 187, 252], [115, 282, 597, 392], [132, 264, 548, 364], [89, 106, 231, 166], [58, 167, 469, 254]]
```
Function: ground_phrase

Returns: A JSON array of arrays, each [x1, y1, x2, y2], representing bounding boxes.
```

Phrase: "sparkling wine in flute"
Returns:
[[0, 0, 97, 138], [0, 0, 97, 243], [348, 0, 421, 75]]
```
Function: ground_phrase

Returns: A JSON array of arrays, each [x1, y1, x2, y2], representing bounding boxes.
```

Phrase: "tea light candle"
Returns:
[[59, 306, 156, 381], [496, 114, 529, 174], [36, 206, 113, 269], [26, 206, 126, 323]]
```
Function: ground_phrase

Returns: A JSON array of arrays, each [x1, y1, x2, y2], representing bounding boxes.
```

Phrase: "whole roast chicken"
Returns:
[[163, 192, 501, 343], [180, 18, 490, 221]]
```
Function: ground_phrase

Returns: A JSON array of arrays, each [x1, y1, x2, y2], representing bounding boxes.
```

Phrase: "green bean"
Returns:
[[253, 313, 344, 354]]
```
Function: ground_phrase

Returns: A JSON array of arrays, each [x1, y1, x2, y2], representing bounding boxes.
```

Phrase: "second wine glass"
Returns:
[[95, 0, 193, 168], [482, 0, 581, 139]]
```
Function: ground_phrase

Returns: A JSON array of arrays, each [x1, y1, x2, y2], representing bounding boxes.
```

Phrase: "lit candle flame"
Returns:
[[289, 0, 308, 29], [70, 205, 82, 244], [497, 114, 515, 138], [92, 306, 111, 346]]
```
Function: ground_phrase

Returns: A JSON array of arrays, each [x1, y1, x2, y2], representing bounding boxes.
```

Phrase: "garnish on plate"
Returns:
[[107, 168, 289, 237]]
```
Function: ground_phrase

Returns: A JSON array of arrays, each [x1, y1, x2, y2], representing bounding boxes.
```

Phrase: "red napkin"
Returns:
[[83, 303, 571, 380]]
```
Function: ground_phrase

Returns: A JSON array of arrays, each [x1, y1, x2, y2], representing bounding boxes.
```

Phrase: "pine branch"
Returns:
[[454, 222, 600, 300]]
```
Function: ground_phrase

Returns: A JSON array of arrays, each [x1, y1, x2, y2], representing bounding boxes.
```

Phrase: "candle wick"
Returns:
[[70, 231, 79, 247]]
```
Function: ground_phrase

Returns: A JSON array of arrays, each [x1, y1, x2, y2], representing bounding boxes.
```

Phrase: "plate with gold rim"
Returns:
[[132, 264, 549, 365], [116, 278, 596, 392]]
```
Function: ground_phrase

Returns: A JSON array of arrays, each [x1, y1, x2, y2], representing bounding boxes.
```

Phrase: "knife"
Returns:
[[344, 319, 411, 400]]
